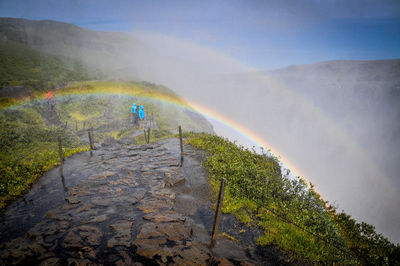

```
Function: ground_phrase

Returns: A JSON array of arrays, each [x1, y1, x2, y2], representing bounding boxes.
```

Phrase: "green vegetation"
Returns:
[[0, 39, 97, 90], [329, 210, 400, 265], [0, 106, 89, 208], [186, 133, 400, 265]]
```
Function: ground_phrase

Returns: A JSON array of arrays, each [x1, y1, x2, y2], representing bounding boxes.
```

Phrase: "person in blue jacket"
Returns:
[[138, 105, 145, 128], [131, 102, 137, 114], [138, 105, 145, 120], [131, 103, 138, 125]]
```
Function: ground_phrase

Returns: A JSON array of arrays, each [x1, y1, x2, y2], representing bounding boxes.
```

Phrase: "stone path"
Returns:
[[0, 138, 282, 265]]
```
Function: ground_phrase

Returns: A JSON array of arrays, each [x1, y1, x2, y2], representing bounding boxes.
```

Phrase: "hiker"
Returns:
[[131, 102, 137, 125], [45, 91, 53, 106], [138, 105, 145, 128]]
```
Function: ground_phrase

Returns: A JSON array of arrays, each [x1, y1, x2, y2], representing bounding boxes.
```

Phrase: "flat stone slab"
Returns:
[[62, 225, 103, 248], [150, 188, 176, 200], [107, 220, 133, 248], [143, 212, 186, 223], [87, 214, 108, 223], [137, 198, 173, 213], [88, 171, 117, 180], [165, 173, 186, 187], [133, 222, 211, 265], [65, 197, 80, 204]]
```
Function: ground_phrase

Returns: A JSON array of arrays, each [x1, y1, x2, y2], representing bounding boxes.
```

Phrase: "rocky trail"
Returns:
[[0, 137, 287, 265]]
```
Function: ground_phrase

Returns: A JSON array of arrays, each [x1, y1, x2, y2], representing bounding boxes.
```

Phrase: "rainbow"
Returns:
[[3, 84, 305, 179]]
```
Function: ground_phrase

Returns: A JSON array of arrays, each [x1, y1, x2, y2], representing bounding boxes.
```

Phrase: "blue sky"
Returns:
[[1, 0, 399, 69]]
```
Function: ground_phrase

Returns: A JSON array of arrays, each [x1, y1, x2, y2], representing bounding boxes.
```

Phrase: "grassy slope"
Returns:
[[186, 133, 400, 265], [0, 39, 98, 89], [0, 106, 89, 208]]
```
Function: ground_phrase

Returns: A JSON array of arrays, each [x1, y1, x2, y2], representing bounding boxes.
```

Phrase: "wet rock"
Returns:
[[62, 226, 102, 248], [133, 223, 211, 265], [72, 204, 100, 220], [132, 189, 147, 201], [102, 159, 119, 166], [91, 197, 113, 206], [153, 152, 169, 158], [67, 188, 93, 198], [117, 196, 139, 205], [44, 209, 74, 221], [150, 188, 176, 200], [165, 173, 186, 187], [75, 204, 96, 214], [114, 164, 127, 169], [28, 220, 71, 238], [218, 258, 235, 266], [240, 261, 256, 266], [0, 237, 34, 264], [140, 144, 154, 151], [138, 198, 172, 213], [136, 222, 191, 243], [140, 165, 158, 171], [212, 239, 249, 263], [115, 251, 136, 265], [44, 234, 59, 243], [88, 171, 117, 180], [140, 170, 159, 179], [174, 241, 212, 265], [126, 152, 140, 157], [143, 212, 186, 223], [68, 187, 80, 196], [67, 258, 95, 266], [143, 179, 166, 190], [107, 221, 133, 248], [39, 257, 60, 266], [110, 178, 139, 188], [157, 167, 179, 175], [65, 197, 81, 204], [87, 214, 107, 223], [160, 159, 180, 167]]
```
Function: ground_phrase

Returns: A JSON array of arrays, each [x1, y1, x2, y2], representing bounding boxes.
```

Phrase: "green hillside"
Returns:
[[0, 17, 150, 81], [0, 39, 100, 89]]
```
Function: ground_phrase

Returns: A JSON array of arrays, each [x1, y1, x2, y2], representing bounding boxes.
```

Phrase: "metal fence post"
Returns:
[[210, 178, 226, 248], [143, 130, 148, 144], [179, 125, 184, 166], [90, 128, 95, 150], [58, 136, 64, 177]]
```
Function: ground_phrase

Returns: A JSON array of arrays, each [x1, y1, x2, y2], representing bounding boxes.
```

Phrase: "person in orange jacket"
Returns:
[[45, 91, 53, 104]]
